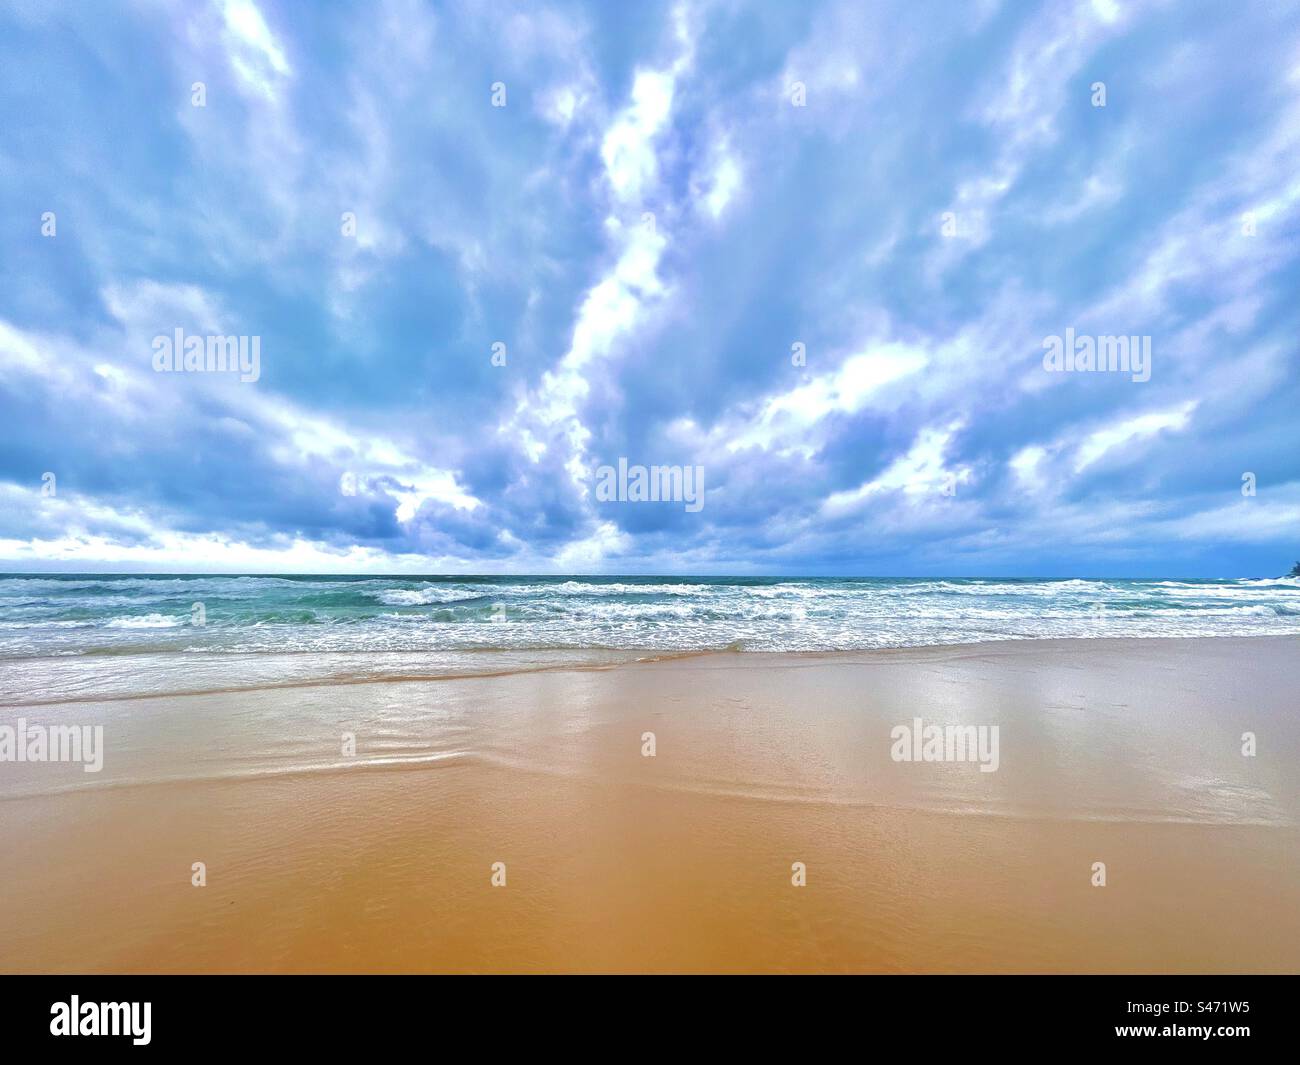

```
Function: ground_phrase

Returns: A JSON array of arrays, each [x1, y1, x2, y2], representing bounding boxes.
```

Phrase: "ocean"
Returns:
[[1, 573, 1298, 705], [3, 573, 1299, 658]]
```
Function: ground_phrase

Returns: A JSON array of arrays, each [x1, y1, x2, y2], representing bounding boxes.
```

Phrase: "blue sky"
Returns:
[[1, 0, 1298, 576]]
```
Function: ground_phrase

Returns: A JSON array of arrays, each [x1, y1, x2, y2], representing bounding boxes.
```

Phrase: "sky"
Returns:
[[1, 0, 1298, 577]]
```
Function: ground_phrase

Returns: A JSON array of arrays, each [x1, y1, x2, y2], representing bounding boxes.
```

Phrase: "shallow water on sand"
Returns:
[[0, 637, 1296, 972]]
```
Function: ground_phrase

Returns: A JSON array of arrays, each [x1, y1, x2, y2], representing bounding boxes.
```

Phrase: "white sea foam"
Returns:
[[106, 614, 183, 629], [372, 587, 476, 606]]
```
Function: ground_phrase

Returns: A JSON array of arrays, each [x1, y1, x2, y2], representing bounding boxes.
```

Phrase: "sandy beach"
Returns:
[[0, 635, 1297, 973]]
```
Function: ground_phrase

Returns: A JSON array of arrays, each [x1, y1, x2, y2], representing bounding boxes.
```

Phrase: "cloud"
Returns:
[[220, 0, 291, 98], [1, 0, 1298, 575], [1073, 401, 1197, 472]]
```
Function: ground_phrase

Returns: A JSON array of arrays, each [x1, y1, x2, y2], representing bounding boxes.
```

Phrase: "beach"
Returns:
[[1, 634, 1297, 973]]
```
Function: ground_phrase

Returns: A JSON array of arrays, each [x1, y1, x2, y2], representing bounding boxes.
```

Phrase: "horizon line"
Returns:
[[1, 571, 1294, 581]]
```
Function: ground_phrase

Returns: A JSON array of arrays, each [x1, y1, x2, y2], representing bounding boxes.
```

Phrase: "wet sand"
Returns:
[[1, 637, 1297, 972]]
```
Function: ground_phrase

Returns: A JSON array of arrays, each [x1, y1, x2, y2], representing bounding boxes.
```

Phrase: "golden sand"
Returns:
[[0, 637, 1296, 973]]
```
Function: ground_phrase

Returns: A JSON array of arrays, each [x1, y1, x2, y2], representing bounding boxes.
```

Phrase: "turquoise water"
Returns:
[[2, 574, 1299, 657]]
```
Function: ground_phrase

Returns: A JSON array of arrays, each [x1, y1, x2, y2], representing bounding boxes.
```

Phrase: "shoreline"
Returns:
[[3, 631, 1298, 702]]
